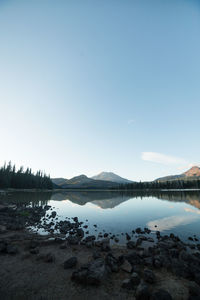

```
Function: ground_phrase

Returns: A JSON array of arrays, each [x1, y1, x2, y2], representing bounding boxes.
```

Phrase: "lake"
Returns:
[[2, 190, 200, 244]]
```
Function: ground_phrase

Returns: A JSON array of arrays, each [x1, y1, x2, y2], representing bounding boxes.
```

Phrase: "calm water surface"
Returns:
[[2, 190, 200, 244]]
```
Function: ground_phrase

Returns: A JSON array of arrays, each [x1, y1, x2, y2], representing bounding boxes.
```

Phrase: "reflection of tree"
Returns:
[[1, 190, 200, 210], [155, 191, 200, 210], [0, 192, 52, 207]]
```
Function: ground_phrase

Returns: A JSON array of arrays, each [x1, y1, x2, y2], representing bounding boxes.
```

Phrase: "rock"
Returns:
[[29, 240, 40, 249], [127, 241, 136, 249], [67, 235, 79, 245], [0, 241, 7, 253], [136, 238, 143, 247], [150, 289, 172, 300], [188, 281, 200, 296], [71, 258, 107, 285], [60, 242, 67, 249], [6, 244, 18, 255], [121, 259, 132, 273], [73, 217, 78, 222], [126, 233, 131, 241], [86, 241, 94, 248], [121, 279, 133, 290], [136, 283, 150, 300], [51, 211, 57, 218], [136, 227, 142, 234], [101, 238, 110, 252], [105, 253, 119, 272], [30, 248, 39, 254], [104, 233, 108, 238], [64, 257, 77, 269], [77, 228, 84, 238], [0, 225, 7, 233], [147, 237, 154, 243], [93, 251, 101, 260], [43, 253, 55, 263], [143, 268, 156, 284], [84, 235, 96, 243], [131, 272, 140, 286]]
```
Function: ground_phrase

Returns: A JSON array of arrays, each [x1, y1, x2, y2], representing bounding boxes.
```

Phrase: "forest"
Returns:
[[118, 178, 200, 190], [0, 162, 53, 189]]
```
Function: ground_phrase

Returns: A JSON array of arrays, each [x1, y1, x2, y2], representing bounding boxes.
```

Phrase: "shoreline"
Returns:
[[1, 188, 200, 193], [1, 200, 200, 299]]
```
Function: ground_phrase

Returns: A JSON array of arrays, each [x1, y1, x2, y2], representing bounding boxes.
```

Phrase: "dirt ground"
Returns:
[[0, 230, 192, 300]]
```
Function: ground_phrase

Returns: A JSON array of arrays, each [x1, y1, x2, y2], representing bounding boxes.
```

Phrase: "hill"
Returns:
[[155, 166, 200, 182], [52, 174, 119, 189]]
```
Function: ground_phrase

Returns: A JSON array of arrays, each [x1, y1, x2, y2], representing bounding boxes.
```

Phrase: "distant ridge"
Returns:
[[52, 174, 119, 189], [155, 166, 200, 182], [91, 171, 133, 184]]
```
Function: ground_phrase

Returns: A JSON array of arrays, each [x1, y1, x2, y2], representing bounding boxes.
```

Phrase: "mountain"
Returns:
[[155, 166, 200, 182], [184, 166, 200, 177], [51, 178, 68, 186], [91, 171, 133, 184], [52, 174, 119, 189]]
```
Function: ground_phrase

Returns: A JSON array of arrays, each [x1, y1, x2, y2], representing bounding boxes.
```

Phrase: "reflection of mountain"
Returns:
[[2, 190, 200, 211], [50, 191, 132, 208], [50, 191, 200, 210]]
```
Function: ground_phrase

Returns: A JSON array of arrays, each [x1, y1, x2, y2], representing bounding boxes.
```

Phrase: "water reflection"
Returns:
[[1, 190, 200, 242]]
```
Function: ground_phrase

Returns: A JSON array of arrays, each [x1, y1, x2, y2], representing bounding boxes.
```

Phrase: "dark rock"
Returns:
[[43, 253, 55, 263], [101, 238, 110, 252], [121, 279, 134, 289], [67, 235, 79, 245], [0, 241, 7, 253], [93, 251, 101, 260], [105, 253, 119, 272], [51, 211, 57, 218], [121, 259, 132, 273], [150, 289, 172, 300], [30, 248, 39, 254], [84, 235, 96, 243], [71, 258, 107, 286], [131, 272, 140, 286], [136, 227, 142, 234], [77, 228, 84, 238], [143, 268, 156, 284], [6, 244, 18, 255], [104, 233, 108, 238], [29, 240, 40, 249], [126, 233, 131, 241], [127, 241, 135, 249], [64, 257, 77, 269], [188, 281, 200, 296], [136, 283, 150, 300]]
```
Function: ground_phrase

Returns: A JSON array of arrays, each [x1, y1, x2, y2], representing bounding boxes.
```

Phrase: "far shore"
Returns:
[[1, 188, 200, 193]]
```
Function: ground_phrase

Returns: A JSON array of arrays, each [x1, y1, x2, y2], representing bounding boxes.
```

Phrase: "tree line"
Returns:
[[117, 179, 200, 190], [0, 162, 53, 189]]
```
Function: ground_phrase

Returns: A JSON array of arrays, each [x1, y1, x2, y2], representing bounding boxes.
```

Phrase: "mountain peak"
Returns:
[[91, 171, 133, 184], [184, 166, 200, 177]]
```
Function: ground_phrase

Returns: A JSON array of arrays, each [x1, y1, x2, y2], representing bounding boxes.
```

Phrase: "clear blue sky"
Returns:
[[0, 0, 200, 181]]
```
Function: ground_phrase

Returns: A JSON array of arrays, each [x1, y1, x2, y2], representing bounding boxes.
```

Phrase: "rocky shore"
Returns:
[[0, 201, 200, 299]]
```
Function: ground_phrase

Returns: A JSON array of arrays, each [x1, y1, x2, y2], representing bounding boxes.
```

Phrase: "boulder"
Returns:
[[143, 268, 156, 284], [136, 283, 150, 300], [71, 258, 107, 286], [43, 253, 55, 263], [64, 257, 77, 269], [150, 289, 172, 300]]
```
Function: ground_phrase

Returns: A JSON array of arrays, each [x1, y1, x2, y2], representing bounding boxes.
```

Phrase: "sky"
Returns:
[[0, 0, 200, 181]]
